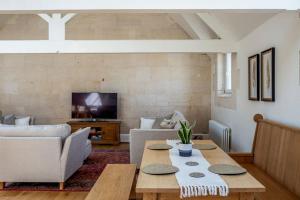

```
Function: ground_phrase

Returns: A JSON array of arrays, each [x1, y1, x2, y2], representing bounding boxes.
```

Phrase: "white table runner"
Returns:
[[167, 140, 229, 198]]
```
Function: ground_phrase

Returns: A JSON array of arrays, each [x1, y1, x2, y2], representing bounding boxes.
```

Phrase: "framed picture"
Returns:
[[261, 47, 275, 101], [248, 54, 260, 100]]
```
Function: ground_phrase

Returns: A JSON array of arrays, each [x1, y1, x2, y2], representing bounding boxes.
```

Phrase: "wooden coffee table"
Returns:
[[136, 140, 265, 200]]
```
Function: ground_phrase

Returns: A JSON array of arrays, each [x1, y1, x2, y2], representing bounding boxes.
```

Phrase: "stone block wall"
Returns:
[[0, 14, 211, 133]]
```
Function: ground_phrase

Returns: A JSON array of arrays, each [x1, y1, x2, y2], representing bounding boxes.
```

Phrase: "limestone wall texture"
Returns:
[[0, 14, 211, 133]]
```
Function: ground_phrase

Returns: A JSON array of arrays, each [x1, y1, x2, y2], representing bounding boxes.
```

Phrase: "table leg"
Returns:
[[240, 193, 254, 200], [143, 193, 158, 200]]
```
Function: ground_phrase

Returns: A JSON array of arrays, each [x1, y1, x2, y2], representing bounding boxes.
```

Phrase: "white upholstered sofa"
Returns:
[[129, 111, 186, 168], [0, 124, 92, 189]]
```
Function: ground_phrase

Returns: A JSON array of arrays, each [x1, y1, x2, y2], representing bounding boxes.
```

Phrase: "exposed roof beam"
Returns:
[[197, 13, 239, 41], [170, 14, 217, 39], [38, 13, 76, 40], [38, 13, 52, 22], [62, 13, 77, 23], [0, 40, 237, 53], [170, 14, 199, 39], [0, 0, 299, 13]]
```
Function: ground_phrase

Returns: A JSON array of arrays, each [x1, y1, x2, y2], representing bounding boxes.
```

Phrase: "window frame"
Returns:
[[216, 53, 232, 97]]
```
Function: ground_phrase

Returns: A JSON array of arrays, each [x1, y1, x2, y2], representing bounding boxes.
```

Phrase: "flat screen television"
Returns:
[[72, 92, 117, 119]]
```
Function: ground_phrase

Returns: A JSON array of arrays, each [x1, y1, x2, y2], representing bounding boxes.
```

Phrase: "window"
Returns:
[[216, 53, 232, 96]]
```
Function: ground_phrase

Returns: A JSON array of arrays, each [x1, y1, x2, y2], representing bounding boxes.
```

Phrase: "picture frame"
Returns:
[[248, 54, 260, 101], [261, 47, 275, 102]]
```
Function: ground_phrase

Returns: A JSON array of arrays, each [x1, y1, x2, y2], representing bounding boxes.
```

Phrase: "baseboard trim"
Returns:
[[120, 134, 129, 143]]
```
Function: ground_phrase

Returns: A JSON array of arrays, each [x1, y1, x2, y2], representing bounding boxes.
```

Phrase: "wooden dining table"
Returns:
[[136, 140, 265, 200]]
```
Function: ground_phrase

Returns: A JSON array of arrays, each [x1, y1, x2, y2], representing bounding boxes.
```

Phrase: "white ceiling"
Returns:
[[211, 13, 276, 40]]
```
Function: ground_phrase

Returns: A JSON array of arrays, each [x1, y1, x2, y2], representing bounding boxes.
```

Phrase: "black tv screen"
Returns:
[[72, 93, 117, 119]]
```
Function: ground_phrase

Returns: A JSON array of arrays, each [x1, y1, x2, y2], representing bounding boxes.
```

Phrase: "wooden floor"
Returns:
[[0, 191, 88, 200], [0, 143, 129, 200]]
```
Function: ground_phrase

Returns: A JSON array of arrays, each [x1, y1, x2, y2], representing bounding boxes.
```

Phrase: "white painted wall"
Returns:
[[212, 12, 300, 152]]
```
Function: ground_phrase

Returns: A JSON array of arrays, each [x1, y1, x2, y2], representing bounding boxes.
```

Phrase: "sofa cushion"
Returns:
[[0, 124, 71, 142]]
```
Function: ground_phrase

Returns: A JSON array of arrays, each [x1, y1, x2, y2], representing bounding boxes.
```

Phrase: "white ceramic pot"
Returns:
[[178, 143, 192, 157]]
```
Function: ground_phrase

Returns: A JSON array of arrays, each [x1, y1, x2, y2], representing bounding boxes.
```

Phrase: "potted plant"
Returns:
[[177, 121, 195, 157]]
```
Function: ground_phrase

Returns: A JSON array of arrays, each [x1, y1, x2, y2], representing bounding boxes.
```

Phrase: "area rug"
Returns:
[[4, 149, 130, 191]]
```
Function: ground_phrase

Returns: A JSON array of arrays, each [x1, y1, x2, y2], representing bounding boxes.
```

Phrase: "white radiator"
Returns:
[[209, 120, 231, 152]]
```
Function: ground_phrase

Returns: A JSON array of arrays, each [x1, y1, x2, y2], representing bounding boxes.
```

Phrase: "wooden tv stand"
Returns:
[[67, 120, 121, 145]]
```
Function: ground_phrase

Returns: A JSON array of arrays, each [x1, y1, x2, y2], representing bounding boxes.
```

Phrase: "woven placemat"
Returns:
[[192, 144, 217, 150], [147, 144, 173, 150], [208, 164, 247, 175], [189, 172, 205, 178], [185, 161, 199, 166], [142, 164, 179, 175]]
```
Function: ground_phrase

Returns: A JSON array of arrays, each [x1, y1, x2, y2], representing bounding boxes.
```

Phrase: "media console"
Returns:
[[67, 120, 121, 145]]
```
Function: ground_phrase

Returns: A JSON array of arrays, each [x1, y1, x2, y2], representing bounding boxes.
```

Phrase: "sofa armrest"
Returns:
[[60, 127, 90, 181], [228, 152, 254, 164]]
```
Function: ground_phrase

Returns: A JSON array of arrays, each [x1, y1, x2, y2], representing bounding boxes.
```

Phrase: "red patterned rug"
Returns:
[[4, 149, 130, 191]]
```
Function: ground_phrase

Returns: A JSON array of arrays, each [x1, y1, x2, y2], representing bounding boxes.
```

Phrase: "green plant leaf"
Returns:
[[177, 129, 186, 144], [187, 128, 192, 143], [178, 120, 193, 144], [179, 121, 187, 142]]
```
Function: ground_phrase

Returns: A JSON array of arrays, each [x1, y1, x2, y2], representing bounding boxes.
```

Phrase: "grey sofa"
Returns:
[[129, 111, 186, 168], [0, 124, 92, 189]]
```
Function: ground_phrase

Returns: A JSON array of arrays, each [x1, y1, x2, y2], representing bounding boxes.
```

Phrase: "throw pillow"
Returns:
[[152, 113, 174, 129], [140, 118, 155, 129], [160, 119, 177, 129], [3, 114, 15, 125], [171, 111, 187, 129], [15, 117, 31, 126], [152, 117, 164, 129], [164, 113, 174, 120]]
